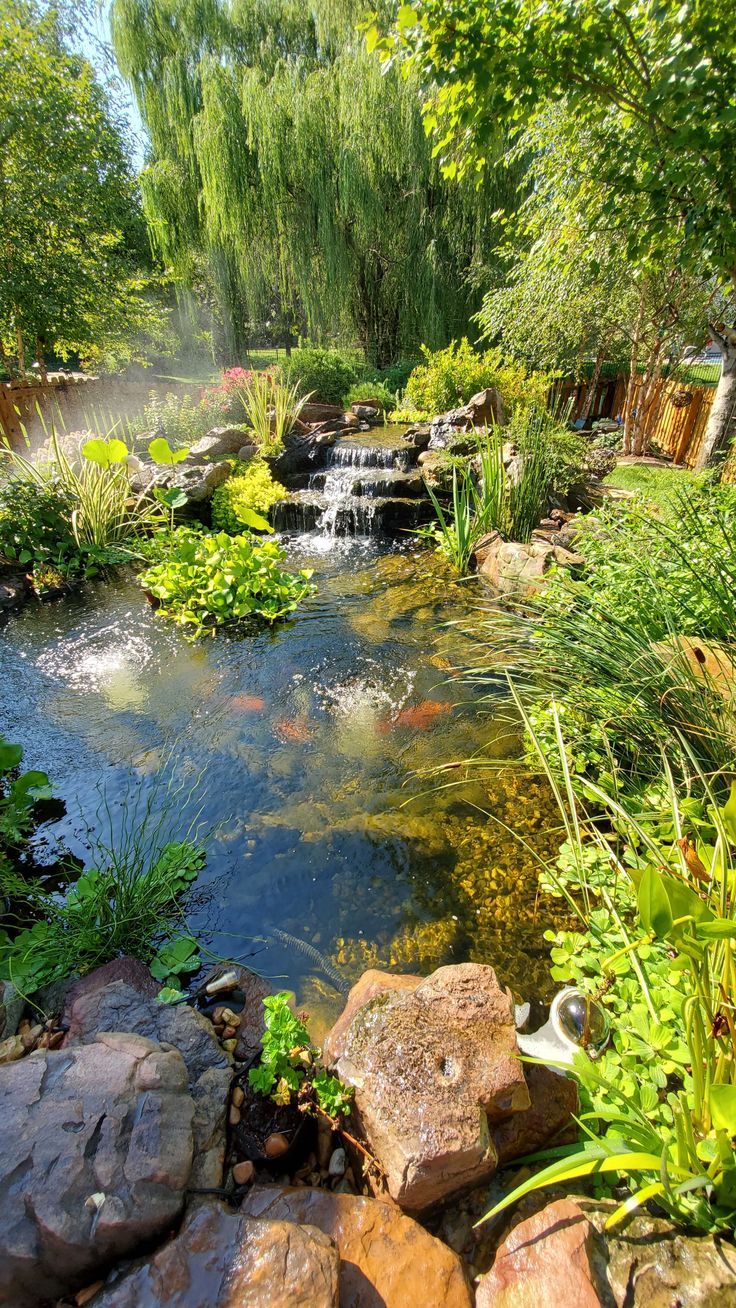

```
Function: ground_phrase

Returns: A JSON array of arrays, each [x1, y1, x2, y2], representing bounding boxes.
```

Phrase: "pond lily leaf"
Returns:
[[237, 505, 272, 533], [0, 741, 23, 771], [149, 437, 190, 466]]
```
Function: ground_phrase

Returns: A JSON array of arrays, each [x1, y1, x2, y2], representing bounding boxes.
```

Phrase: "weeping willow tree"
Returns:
[[111, 0, 515, 364]]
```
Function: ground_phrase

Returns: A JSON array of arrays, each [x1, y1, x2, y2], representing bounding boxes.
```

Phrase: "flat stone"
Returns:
[[241, 1185, 473, 1308], [327, 963, 529, 1210], [476, 1199, 602, 1308], [0, 1034, 194, 1306], [93, 1200, 340, 1307], [63, 973, 231, 1188], [187, 425, 253, 460]]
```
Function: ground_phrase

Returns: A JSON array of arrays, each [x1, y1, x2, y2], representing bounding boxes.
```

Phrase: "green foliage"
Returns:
[[0, 0, 164, 375], [484, 711, 736, 1234], [248, 992, 353, 1117], [346, 381, 396, 413], [111, 0, 517, 364], [234, 371, 307, 457], [398, 340, 551, 419], [0, 737, 51, 882], [211, 460, 287, 534], [0, 836, 205, 997], [279, 350, 357, 407], [139, 527, 316, 637], [0, 475, 79, 573], [142, 389, 233, 447]]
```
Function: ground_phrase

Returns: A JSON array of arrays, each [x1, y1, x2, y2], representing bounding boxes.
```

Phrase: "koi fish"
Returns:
[[229, 694, 267, 713], [378, 700, 453, 734], [273, 715, 313, 743]]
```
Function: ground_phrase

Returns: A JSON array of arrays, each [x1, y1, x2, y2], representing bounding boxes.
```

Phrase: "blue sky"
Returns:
[[76, 1, 147, 168]]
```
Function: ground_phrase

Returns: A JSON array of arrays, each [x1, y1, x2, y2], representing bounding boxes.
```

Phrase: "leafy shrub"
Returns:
[[0, 476, 79, 572], [369, 357, 419, 394], [231, 371, 307, 456], [279, 348, 357, 406], [211, 460, 287, 534], [249, 992, 353, 1117], [346, 381, 396, 413], [140, 527, 316, 636], [143, 390, 227, 446], [398, 339, 551, 418], [483, 715, 736, 1235], [0, 738, 51, 882]]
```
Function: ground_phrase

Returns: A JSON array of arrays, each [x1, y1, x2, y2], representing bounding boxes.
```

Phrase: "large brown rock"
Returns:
[[93, 1200, 340, 1307], [492, 1063, 577, 1165], [63, 971, 231, 1188], [0, 1033, 194, 1306], [187, 425, 253, 460], [322, 969, 421, 1064], [241, 1185, 473, 1308], [327, 963, 529, 1210], [584, 1199, 736, 1306], [476, 1199, 602, 1308], [465, 387, 506, 428], [301, 401, 345, 424]]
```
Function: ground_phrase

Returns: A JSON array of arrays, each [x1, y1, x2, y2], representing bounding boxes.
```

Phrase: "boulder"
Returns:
[[580, 1198, 736, 1306], [63, 967, 231, 1189], [0, 979, 24, 1039], [401, 423, 431, 450], [492, 1062, 577, 1165], [237, 443, 258, 463], [465, 387, 506, 428], [428, 388, 505, 448], [351, 403, 382, 424], [301, 402, 345, 424], [476, 1199, 602, 1308], [241, 1186, 473, 1308], [0, 1033, 194, 1306], [0, 568, 30, 614], [92, 1200, 340, 1307], [187, 425, 254, 461], [323, 969, 421, 1065], [326, 963, 529, 1210], [474, 534, 557, 598], [132, 459, 231, 504]]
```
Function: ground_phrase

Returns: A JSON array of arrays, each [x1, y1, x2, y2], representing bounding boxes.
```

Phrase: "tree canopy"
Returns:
[[0, 0, 167, 376], [110, 0, 516, 365], [372, 0, 736, 462]]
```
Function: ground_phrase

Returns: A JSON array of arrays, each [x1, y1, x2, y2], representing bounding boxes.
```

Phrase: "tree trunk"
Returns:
[[696, 323, 736, 470], [15, 323, 25, 377], [622, 301, 644, 455], [580, 346, 606, 422], [35, 337, 48, 383]]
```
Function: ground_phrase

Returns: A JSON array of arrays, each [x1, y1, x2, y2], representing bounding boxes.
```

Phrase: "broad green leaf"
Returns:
[[637, 866, 673, 939], [0, 742, 23, 771], [709, 1085, 736, 1133], [237, 506, 272, 533], [82, 437, 129, 467], [157, 986, 188, 1004], [719, 780, 736, 844], [149, 438, 190, 466]]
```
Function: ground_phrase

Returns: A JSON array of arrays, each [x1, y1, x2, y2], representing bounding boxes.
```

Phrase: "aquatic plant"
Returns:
[[211, 459, 287, 534], [249, 992, 353, 1117], [233, 371, 309, 457], [481, 705, 736, 1235], [139, 527, 316, 636]]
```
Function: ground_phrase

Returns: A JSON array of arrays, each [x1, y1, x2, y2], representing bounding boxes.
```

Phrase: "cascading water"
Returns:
[[272, 429, 433, 539]]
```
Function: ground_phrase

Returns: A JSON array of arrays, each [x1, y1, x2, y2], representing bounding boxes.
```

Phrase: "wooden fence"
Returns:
[[0, 373, 193, 448]]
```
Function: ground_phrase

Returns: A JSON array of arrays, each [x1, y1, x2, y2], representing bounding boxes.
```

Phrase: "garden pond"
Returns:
[[0, 530, 562, 1033]]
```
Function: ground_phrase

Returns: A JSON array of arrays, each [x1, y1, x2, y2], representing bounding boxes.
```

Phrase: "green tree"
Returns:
[[373, 0, 736, 465], [110, 0, 516, 366], [0, 0, 165, 376]]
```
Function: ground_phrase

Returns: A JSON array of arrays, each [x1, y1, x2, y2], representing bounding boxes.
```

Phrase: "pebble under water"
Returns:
[[0, 534, 563, 1034]]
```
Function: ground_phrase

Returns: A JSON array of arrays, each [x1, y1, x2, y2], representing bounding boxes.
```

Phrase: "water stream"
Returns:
[[1, 436, 561, 1033]]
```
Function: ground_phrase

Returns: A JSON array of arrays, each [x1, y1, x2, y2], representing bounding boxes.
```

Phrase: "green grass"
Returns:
[[603, 461, 695, 510]]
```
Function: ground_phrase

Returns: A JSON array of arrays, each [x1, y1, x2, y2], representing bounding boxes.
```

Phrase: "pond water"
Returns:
[[1, 524, 562, 1032]]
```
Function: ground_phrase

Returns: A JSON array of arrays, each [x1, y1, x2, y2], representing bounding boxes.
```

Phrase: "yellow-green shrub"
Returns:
[[396, 339, 552, 418], [211, 459, 287, 534]]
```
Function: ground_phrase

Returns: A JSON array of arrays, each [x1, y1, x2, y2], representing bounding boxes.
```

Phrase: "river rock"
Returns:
[[583, 1199, 736, 1306], [0, 1033, 194, 1307], [187, 425, 254, 460], [200, 962, 272, 1062], [401, 423, 431, 449], [473, 533, 555, 597], [63, 965, 231, 1188], [92, 1200, 340, 1307], [352, 403, 382, 424], [492, 1062, 578, 1164], [323, 969, 421, 1064], [325, 963, 529, 1210], [132, 459, 231, 504], [0, 979, 24, 1039], [241, 1186, 473, 1308], [476, 1199, 602, 1308], [301, 402, 345, 424], [428, 388, 506, 448]]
